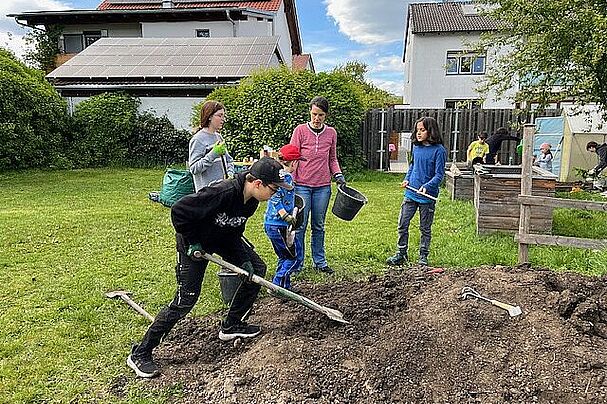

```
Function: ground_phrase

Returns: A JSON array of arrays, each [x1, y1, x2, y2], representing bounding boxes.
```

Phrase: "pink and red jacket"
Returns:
[[290, 123, 341, 187]]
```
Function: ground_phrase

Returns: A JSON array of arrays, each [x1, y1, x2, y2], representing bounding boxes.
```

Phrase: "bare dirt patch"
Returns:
[[120, 266, 607, 403]]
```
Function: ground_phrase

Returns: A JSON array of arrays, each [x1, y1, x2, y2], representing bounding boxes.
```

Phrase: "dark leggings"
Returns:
[[136, 241, 266, 355]]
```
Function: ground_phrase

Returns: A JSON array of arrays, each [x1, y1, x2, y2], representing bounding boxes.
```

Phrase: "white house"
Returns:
[[402, 1, 516, 109], [9, 0, 312, 128]]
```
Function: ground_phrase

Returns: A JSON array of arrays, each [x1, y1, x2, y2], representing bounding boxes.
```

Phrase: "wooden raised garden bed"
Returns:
[[473, 165, 557, 235]]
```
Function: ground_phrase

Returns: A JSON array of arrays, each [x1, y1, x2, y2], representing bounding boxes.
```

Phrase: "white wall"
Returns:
[[403, 31, 516, 109], [272, 1, 293, 66], [142, 21, 235, 38], [62, 23, 141, 37], [67, 96, 203, 130]]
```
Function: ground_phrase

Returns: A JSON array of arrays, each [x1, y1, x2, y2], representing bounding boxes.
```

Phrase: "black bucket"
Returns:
[[293, 194, 305, 229], [331, 184, 368, 221], [218, 271, 242, 305]]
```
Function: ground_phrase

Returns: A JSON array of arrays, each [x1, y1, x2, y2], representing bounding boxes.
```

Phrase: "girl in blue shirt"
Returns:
[[387, 117, 447, 267]]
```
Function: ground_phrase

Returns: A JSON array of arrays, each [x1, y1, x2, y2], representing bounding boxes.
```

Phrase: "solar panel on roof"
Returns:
[[47, 36, 280, 80]]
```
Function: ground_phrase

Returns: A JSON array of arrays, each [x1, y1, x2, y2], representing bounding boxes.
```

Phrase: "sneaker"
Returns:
[[386, 252, 408, 266], [126, 345, 160, 378], [315, 266, 335, 275], [418, 256, 429, 266], [219, 320, 261, 341]]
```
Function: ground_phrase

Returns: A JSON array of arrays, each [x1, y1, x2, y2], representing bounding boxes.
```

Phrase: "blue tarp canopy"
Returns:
[[535, 117, 564, 177]]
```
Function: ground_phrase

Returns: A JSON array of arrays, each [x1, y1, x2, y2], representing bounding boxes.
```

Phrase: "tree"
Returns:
[[23, 25, 62, 72], [332, 61, 401, 109], [477, 0, 607, 110], [0, 47, 70, 169]]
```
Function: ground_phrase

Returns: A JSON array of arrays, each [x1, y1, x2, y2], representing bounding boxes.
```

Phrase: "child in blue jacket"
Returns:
[[387, 116, 447, 267], [264, 144, 305, 291]]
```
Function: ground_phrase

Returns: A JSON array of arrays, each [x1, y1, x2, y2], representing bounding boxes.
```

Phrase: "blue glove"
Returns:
[[187, 243, 205, 260], [241, 261, 254, 282], [334, 173, 346, 185]]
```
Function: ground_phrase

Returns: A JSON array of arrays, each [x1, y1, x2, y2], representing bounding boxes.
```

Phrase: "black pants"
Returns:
[[136, 239, 266, 355], [485, 153, 496, 165]]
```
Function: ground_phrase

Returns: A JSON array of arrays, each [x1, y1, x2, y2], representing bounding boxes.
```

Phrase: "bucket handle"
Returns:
[[337, 184, 368, 204]]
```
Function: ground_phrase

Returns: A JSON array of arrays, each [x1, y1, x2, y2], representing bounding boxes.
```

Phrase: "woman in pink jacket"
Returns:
[[290, 96, 346, 275]]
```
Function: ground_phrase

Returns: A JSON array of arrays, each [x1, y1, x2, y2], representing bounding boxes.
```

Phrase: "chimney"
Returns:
[[162, 0, 174, 8]]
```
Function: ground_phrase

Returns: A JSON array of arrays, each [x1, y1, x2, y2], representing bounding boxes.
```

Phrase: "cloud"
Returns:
[[324, 0, 410, 45], [368, 77, 404, 97], [369, 55, 403, 73], [0, 0, 71, 59]]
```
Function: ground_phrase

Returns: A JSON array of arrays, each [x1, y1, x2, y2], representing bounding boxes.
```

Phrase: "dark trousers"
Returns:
[[485, 153, 497, 165], [396, 198, 436, 258], [136, 240, 266, 355]]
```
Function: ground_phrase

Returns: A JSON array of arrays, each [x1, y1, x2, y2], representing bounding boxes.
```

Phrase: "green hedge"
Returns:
[[71, 93, 140, 167], [0, 48, 70, 169], [194, 66, 366, 173], [127, 111, 190, 167]]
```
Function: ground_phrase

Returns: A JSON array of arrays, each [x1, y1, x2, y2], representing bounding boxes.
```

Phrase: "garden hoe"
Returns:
[[405, 185, 438, 202], [105, 290, 155, 322], [460, 287, 522, 317], [200, 252, 349, 324]]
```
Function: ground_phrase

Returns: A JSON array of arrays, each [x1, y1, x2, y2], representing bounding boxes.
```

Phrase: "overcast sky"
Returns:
[[1, 0, 417, 95]]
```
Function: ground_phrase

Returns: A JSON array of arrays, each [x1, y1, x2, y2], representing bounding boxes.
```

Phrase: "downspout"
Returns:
[[225, 10, 236, 37]]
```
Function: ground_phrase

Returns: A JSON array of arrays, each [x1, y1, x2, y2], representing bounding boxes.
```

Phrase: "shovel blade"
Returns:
[[508, 306, 523, 317]]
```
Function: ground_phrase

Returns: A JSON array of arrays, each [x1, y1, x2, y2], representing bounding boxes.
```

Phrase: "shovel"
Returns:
[[201, 252, 349, 324], [460, 287, 522, 317], [405, 185, 438, 202], [105, 290, 155, 322]]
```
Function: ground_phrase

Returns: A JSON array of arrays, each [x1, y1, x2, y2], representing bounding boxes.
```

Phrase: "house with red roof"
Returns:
[[9, 0, 313, 128]]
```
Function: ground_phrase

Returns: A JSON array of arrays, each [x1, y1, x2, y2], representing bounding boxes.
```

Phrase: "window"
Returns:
[[63, 31, 103, 53], [446, 51, 486, 75], [63, 34, 84, 53], [83, 31, 102, 47], [196, 29, 210, 38], [445, 99, 482, 109]]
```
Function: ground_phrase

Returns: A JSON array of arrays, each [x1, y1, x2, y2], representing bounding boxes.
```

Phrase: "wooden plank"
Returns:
[[518, 195, 607, 211], [518, 124, 535, 264], [515, 233, 607, 250]]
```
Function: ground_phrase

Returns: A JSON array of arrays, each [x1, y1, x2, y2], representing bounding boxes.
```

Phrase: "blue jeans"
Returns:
[[396, 198, 436, 258], [294, 184, 332, 269], [264, 224, 303, 289]]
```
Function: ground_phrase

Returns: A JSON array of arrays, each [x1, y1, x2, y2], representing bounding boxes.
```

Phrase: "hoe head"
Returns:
[[105, 290, 130, 299]]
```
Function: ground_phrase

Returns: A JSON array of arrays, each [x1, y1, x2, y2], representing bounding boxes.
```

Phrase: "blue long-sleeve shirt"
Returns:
[[264, 172, 295, 226], [405, 143, 447, 203]]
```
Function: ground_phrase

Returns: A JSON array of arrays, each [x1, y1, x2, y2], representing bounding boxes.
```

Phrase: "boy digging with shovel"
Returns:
[[127, 157, 293, 378]]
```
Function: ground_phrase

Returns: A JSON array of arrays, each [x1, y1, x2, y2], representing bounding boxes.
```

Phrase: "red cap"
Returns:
[[279, 144, 306, 161]]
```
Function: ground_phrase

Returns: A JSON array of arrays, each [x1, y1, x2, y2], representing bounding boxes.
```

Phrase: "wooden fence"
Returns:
[[516, 124, 607, 264], [360, 108, 562, 170]]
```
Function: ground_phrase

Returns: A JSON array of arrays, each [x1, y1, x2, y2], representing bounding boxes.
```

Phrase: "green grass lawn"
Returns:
[[1, 168, 607, 403]]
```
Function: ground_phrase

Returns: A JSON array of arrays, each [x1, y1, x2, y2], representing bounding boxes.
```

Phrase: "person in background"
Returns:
[[189, 100, 234, 191], [127, 157, 293, 379], [533, 142, 553, 172], [264, 144, 305, 292], [586, 141, 607, 177], [386, 116, 447, 267], [466, 131, 489, 166], [485, 127, 519, 165], [290, 96, 345, 275]]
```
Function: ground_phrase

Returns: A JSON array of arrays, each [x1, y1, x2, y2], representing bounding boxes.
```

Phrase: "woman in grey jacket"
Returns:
[[189, 100, 234, 191]]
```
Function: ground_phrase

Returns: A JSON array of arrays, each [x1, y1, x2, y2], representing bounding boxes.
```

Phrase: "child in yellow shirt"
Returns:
[[467, 132, 489, 165]]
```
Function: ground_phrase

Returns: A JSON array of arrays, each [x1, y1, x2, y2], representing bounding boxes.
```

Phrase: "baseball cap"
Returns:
[[250, 157, 294, 190], [279, 144, 306, 161]]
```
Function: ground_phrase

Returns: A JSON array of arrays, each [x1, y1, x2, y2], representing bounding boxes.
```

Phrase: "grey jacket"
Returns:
[[188, 129, 234, 191]]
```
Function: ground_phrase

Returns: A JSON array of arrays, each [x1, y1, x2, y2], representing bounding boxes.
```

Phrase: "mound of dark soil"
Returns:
[[119, 266, 607, 403]]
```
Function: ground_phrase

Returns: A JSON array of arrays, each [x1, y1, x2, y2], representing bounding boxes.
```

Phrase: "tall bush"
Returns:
[[0, 48, 70, 169], [194, 66, 366, 172], [128, 111, 190, 167], [72, 93, 139, 167]]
